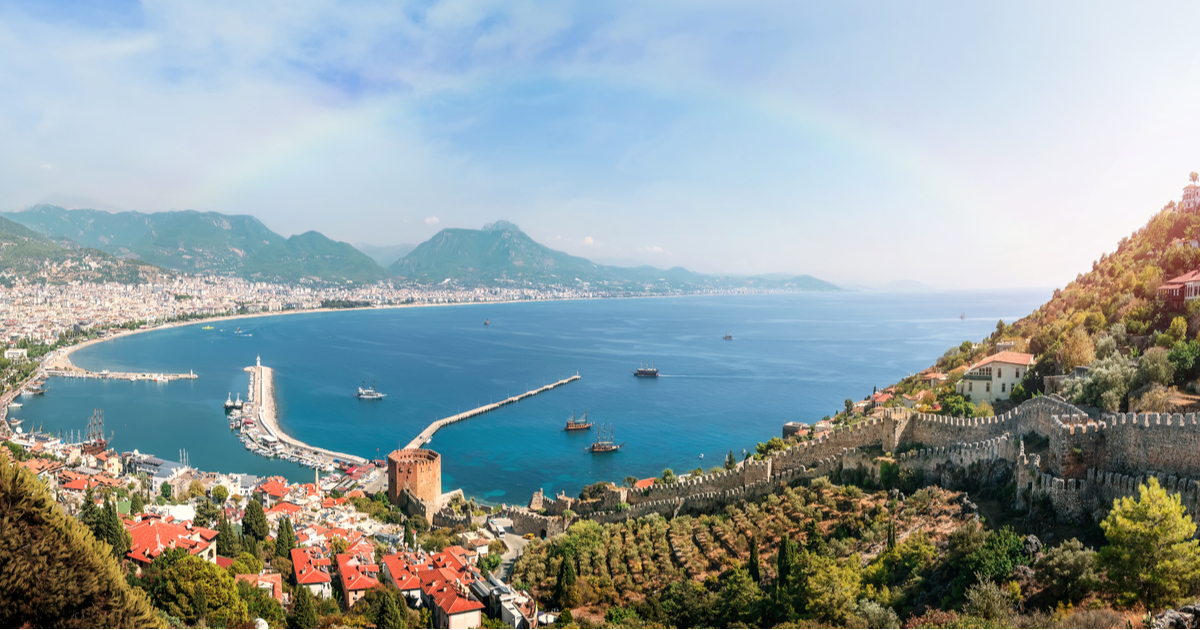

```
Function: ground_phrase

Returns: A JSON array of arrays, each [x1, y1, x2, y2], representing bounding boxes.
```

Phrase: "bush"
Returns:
[[854, 598, 900, 629], [963, 580, 1012, 624], [1034, 539, 1098, 604]]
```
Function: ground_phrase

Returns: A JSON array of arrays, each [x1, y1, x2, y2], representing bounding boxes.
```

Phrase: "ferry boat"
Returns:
[[22, 387, 46, 396], [632, 361, 659, 378], [8, 418, 22, 426], [565, 410, 593, 432], [357, 380, 386, 400], [588, 424, 624, 453], [223, 393, 244, 411]]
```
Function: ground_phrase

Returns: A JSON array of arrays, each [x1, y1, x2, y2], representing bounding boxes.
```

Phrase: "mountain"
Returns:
[[3, 205, 387, 283], [391, 220, 841, 291], [0, 216, 164, 284], [353, 242, 416, 268]]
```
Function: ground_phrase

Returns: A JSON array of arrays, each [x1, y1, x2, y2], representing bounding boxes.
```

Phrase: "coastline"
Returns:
[[248, 364, 367, 466]]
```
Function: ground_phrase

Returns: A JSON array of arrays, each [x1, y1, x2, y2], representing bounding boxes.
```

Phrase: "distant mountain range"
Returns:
[[2, 207, 842, 291], [3, 205, 386, 283], [0, 215, 164, 284]]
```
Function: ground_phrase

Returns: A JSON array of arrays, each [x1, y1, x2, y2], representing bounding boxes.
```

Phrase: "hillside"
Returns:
[[0, 216, 163, 285], [353, 242, 416, 268], [3, 205, 388, 284], [393, 220, 842, 291]]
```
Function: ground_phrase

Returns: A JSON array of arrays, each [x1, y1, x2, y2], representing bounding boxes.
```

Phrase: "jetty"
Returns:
[[403, 374, 582, 450], [45, 367, 197, 382], [243, 358, 368, 467]]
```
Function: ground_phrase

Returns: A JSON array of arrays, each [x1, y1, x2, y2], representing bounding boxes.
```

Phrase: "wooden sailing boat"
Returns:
[[565, 409, 594, 431], [588, 424, 624, 453]]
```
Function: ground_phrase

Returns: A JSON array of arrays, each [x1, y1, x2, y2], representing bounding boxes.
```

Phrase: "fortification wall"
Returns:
[[502, 506, 568, 538], [896, 434, 1018, 473], [1023, 466, 1200, 524]]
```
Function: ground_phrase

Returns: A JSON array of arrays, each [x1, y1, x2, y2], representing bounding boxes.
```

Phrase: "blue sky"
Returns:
[[2, 1, 1199, 288]]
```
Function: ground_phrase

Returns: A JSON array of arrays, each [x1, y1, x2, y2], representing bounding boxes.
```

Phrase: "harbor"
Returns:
[[45, 368, 197, 382], [233, 357, 368, 470], [403, 374, 582, 450]]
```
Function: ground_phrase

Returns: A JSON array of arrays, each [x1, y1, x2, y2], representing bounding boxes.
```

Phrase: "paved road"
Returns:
[[490, 517, 529, 582]]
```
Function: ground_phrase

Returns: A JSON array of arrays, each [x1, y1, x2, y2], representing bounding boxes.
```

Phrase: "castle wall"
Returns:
[[1022, 466, 1200, 525]]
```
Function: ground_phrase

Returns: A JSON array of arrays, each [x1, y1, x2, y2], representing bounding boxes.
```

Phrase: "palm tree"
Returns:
[[1191, 172, 1198, 184]]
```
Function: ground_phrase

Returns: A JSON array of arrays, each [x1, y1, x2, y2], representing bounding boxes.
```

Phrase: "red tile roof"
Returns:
[[256, 476, 289, 498], [633, 478, 655, 490], [381, 552, 429, 591], [291, 547, 333, 585], [337, 553, 380, 593], [237, 573, 284, 603], [969, 351, 1035, 370], [266, 502, 303, 516], [125, 517, 212, 565]]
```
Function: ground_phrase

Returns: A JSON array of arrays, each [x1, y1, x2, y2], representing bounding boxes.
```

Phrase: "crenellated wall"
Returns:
[[1022, 465, 1200, 524]]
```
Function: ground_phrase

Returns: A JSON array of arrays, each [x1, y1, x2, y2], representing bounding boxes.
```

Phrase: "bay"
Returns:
[[20, 290, 1048, 504]]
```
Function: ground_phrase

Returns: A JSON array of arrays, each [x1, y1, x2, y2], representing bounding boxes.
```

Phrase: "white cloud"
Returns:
[[641, 245, 664, 253], [40, 164, 52, 170], [424, 217, 440, 225], [583, 236, 594, 245]]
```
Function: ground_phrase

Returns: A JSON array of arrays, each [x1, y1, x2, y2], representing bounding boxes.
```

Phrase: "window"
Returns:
[[986, 383, 991, 393], [1016, 369, 1021, 379], [1001, 383, 1006, 393], [968, 382, 973, 392], [997, 368, 1002, 378]]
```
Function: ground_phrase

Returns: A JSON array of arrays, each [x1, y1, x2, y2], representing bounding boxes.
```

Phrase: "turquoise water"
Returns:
[[19, 291, 1047, 504]]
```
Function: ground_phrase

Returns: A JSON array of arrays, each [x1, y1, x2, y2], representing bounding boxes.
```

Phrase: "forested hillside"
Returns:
[[0, 216, 164, 285]]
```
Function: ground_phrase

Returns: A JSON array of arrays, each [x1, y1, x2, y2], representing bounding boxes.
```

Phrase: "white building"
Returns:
[[4, 348, 28, 361], [956, 351, 1035, 404], [1185, 182, 1200, 210]]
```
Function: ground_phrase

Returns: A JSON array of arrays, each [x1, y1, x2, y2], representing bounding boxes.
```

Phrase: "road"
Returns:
[[489, 517, 529, 582]]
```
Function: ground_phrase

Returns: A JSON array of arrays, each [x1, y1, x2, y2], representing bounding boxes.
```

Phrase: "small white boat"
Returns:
[[7, 402, 21, 408]]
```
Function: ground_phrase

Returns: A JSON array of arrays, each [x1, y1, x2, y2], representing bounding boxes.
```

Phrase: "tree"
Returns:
[[242, 500, 268, 542], [276, 517, 296, 557], [803, 554, 861, 625], [193, 500, 221, 529], [844, 398, 854, 415], [939, 393, 975, 418], [160, 481, 172, 500], [748, 536, 761, 583], [717, 564, 763, 626], [1099, 477, 1200, 610], [236, 579, 286, 628], [1191, 171, 1198, 184], [1035, 538, 1098, 604], [211, 485, 228, 504], [553, 552, 579, 608], [329, 535, 349, 556], [775, 533, 797, 599], [144, 554, 248, 627], [725, 450, 736, 470], [290, 582, 318, 629], [102, 496, 129, 560], [659, 468, 676, 485], [216, 515, 241, 558], [129, 491, 145, 516], [1057, 327, 1095, 374], [403, 520, 414, 550], [80, 485, 101, 533], [187, 480, 206, 500], [378, 588, 406, 629], [623, 476, 639, 488], [227, 551, 263, 576], [1137, 347, 1175, 389], [0, 459, 159, 627]]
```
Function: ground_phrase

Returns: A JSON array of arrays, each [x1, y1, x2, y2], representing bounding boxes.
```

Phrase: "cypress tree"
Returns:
[[129, 491, 144, 516], [80, 485, 100, 532], [748, 536, 761, 583], [243, 500, 268, 542], [94, 495, 115, 547], [553, 552, 579, 608], [289, 584, 318, 629], [403, 520, 414, 550], [725, 450, 736, 470], [276, 517, 296, 557], [217, 516, 241, 557], [776, 533, 794, 598], [103, 496, 129, 560], [378, 589, 404, 629]]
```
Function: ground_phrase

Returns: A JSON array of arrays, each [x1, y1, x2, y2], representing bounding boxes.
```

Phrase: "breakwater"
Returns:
[[241, 361, 368, 466], [403, 374, 582, 450]]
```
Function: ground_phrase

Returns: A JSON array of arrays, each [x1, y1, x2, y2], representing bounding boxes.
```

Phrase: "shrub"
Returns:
[[962, 579, 1012, 624]]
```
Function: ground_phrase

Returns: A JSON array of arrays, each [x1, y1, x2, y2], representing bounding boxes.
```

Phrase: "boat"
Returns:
[[202, 325, 214, 330], [223, 393, 237, 411], [233, 394, 243, 409], [8, 418, 21, 426], [565, 410, 594, 431], [357, 380, 386, 400], [960, 313, 966, 320], [22, 387, 46, 395], [588, 424, 624, 453], [484, 319, 490, 326], [7, 402, 21, 408], [632, 361, 659, 378], [723, 333, 733, 340]]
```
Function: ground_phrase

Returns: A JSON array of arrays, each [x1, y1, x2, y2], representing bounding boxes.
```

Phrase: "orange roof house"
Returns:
[[337, 552, 380, 610], [237, 573, 285, 604], [291, 547, 334, 599], [125, 516, 218, 568]]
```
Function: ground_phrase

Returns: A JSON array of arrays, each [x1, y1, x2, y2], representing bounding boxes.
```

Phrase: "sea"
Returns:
[[17, 290, 1048, 505]]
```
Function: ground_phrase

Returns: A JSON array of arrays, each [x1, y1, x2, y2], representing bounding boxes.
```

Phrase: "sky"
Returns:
[[2, 1, 1199, 289]]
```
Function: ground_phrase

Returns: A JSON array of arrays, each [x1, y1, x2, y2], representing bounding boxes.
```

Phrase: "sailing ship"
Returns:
[[357, 380, 386, 400], [565, 410, 593, 431], [588, 424, 624, 453], [723, 333, 733, 340], [81, 409, 112, 455], [632, 361, 659, 378]]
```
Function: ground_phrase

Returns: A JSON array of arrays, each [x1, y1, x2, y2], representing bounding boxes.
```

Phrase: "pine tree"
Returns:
[[378, 589, 405, 629], [243, 500, 268, 542], [103, 496, 129, 560], [403, 520, 414, 550], [748, 536, 761, 583], [290, 584, 318, 629], [93, 495, 116, 548], [725, 450, 736, 470], [129, 491, 144, 516], [276, 517, 296, 557]]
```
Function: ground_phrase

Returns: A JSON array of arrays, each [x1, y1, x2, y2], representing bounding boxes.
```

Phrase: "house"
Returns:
[[236, 572, 286, 604], [3, 348, 27, 362], [125, 515, 218, 568], [291, 547, 333, 599], [420, 568, 484, 629], [381, 551, 431, 603], [955, 351, 1035, 404], [336, 552, 380, 610], [633, 478, 655, 490], [255, 476, 290, 508], [918, 371, 947, 387], [782, 422, 809, 439], [1185, 181, 1200, 211]]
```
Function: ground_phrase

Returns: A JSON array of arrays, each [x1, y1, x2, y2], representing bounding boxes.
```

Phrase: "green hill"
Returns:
[[392, 220, 841, 291], [3, 205, 387, 283], [0, 216, 161, 284]]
